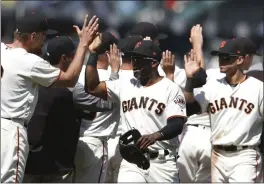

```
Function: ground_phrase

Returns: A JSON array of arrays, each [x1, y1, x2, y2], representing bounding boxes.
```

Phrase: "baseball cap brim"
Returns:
[[210, 50, 221, 56], [44, 29, 58, 35], [125, 51, 148, 58], [211, 50, 262, 56], [155, 33, 168, 40]]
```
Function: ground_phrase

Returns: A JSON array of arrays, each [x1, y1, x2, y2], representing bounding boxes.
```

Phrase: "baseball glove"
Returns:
[[119, 128, 150, 170]]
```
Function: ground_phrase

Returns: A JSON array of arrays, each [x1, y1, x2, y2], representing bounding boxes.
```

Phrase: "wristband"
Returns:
[[86, 52, 98, 68], [193, 68, 207, 88], [109, 72, 119, 81], [185, 78, 194, 93]]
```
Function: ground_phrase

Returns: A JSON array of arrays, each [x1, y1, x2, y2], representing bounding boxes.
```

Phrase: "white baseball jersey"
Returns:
[[187, 68, 225, 126], [158, 65, 186, 89], [1, 43, 60, 122], [105, 77, 187, 153], [195, 76, 263, 146], [116, 69, 135, 136], [78, 68, 120, 138]]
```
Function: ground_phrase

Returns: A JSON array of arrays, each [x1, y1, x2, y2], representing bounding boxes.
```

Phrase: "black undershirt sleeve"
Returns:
[[158, 117, 185, 141]]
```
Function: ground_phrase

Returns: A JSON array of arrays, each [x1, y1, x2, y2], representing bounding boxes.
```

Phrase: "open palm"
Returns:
[[184, 49, 200, 78]]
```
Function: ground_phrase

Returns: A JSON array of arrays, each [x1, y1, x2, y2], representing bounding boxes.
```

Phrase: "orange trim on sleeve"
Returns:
[[48, 70, 62, 88], [167, 115, 187, 122], [103, 82, 108, 100]]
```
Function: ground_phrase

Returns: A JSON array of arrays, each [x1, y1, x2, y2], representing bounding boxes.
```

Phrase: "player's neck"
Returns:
[[7, 40, 29, 51], [225, 69, 247, 85], [120, 62, 133, 70], [145, 72, 163, 87]]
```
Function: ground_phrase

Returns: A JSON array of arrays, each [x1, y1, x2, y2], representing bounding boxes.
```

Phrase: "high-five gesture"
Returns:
[[89, 33, 102, 53], [184, 49, 200, 78], [189, 24, 203, 47], [73, 15, 99, 47], [189, 24, 205, 69], [162, 50, 175, 81], [108, 44, 121, 73]]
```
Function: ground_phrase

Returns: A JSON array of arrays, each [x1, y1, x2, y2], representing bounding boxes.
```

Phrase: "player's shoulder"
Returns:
[[162, 77, 182, 92], [247, 76, 263, 86]]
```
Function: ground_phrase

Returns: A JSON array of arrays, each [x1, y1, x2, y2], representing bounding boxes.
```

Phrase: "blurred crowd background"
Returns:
[[2, 0, 263, 69]]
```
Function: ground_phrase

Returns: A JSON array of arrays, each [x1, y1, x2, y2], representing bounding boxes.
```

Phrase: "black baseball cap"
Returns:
[[211, 37, 261, 57], [95, 31, 118, 54], [44, 36, 76, 65], [15, 13, 57, 35], [130, 22, 167, 40], [126, 40, 162, 62], [117, 35, 143, 56]]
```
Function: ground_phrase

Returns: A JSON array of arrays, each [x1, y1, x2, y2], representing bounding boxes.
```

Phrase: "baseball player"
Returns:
[[85, 39, 187, 182], [172, 24, 223, 182], [73, 32, 120, 183], [1, 13, 98, 183], [105, 35, 143, 183], [183, 38, 263, 182], [23, 36, 80, 183], [129, 22, 187, 89]]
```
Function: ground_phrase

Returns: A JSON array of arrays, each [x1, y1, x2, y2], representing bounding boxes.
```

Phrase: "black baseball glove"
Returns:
[[119, 128, 150, 170]]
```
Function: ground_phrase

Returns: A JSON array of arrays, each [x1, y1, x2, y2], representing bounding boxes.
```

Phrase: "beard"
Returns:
[[133, 67, 151, 86]]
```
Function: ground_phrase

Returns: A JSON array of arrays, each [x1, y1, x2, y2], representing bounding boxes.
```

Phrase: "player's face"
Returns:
[[218, 55, 238, 73], [131, 57, 153, 85], [61, 53, 74, 72], [218, 55, 245, 74], [29, 32, 46, 55]]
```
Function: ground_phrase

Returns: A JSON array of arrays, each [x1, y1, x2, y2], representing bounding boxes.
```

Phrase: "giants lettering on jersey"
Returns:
[[209, 96, 255, 114], [122, 96, 166, 115]]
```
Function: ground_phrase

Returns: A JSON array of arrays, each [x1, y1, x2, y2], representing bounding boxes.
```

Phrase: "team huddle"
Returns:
[[1, 13, 263, 183]]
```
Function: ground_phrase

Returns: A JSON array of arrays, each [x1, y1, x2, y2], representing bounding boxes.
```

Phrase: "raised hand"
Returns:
[[73, 15, 99, 47], [189, 24, 203, 47], [108, 44, 121, 73], [89, 32, 102, 53], [184, 49, 200, 78], [162, 50, 175, 76]]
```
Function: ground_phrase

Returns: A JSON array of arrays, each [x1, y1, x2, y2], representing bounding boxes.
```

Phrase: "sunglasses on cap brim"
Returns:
[[218, 54, 244, 60], [131, 56, 158, 62]]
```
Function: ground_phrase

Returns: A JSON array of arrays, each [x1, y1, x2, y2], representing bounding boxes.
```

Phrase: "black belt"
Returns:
[[2, 117, 27, 128], [146, 149, 170, 159], [214, 145, 249, 152]]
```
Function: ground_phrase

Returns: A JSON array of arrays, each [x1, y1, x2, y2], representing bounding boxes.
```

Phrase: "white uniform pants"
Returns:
[[1, 118, 29, 183], [74, 136, 108, 183], [212, 147, 263, 182], [178, 124, 211, 182], [105, 135, 122, 183], [117, 154, 179, 182]]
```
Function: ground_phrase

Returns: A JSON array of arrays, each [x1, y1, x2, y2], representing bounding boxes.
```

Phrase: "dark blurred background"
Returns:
[[1, 0, 263, 69]]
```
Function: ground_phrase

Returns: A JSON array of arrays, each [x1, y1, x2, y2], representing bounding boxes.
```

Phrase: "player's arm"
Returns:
[[85, 43, 120, 100], [183, 49, 207, 102], [190, 24, 205, 70], [137, 87, 187, 150], [73, 82, 114, 112], [161, 50, 176, 82], [53, 16, 99, 88], [30, 15, 99, 88]]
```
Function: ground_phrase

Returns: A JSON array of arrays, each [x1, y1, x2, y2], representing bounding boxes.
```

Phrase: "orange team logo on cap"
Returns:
[[135, 41, 142, 49], [220, 41, 227, 48]]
